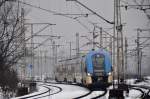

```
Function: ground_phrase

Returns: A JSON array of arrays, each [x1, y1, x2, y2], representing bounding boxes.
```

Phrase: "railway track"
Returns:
[[129, 84, 150, 99], [40, 81, 150, 99], [15, 80, 150, 99], [129, 86, 145, 98], [45, 81, 107, 99], [15, 83, 62, 99], [73, 90, 107, 99], [16, 85, 50, 99], [32, 84, 62, 99]]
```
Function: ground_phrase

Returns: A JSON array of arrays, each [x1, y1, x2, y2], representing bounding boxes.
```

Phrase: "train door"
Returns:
[[92, 54, 105, 81]]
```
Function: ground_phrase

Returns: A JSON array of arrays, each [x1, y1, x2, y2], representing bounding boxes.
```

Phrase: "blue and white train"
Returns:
[[55, 49, 113, 85]]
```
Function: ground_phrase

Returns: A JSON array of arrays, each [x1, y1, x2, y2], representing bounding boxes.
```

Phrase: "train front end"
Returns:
[[85, 49, 112, 86]]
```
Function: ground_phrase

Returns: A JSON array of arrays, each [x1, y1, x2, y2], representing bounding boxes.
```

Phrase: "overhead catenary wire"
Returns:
[[18, 0, 58, 14], [120, 0, 150, 11], [66, 0, 114, 24], [18, 0, 117, 35], [25, 24, 52, 42], [17, 0, 83, 19], [17, 0, 93, 32]]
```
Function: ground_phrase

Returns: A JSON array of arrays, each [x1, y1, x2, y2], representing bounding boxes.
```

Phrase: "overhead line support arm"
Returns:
[[66, 0, 114, 24]]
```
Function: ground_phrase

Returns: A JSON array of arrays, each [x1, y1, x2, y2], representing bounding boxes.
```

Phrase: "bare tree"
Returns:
[[0, 1, 26, 93]]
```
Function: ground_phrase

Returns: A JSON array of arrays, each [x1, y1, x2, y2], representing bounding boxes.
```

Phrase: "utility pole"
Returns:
[[20, 7, 26, 80], [110, 37, 113, 61], [110, 0, 126, 98], [44, 50, 47, 77], [66, 41, 73, 59], [52, 41, 58, 78], [104, 34, 107, 48], [69, 42, 72, 58], [52, 41, 55, 68], [137, 29, 141, 79], [37, 51, 40, 77], [40, 50, 43, 80], [139, 51, 142, 79], [115, 0, 124, 84], [76, 33, 80, 81], [31, 24, 34, 80], [99, 27, 103, 48], [112, 0, 116, 89], [76, 33, 80, 57], [92, 26, 96, 50], [55, 45, 58, 65], [51, 42, 63, 78], [125, 37, 128, 80]]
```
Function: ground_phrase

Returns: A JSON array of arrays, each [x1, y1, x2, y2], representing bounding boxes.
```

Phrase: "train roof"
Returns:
[[58, 49, 111, 62], [86, 49, 111, 57]]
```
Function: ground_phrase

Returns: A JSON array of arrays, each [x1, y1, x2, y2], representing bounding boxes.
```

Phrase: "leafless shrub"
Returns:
[[0, 1, 26, 93]]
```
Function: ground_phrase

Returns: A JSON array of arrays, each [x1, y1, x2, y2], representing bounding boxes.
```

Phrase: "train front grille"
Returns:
[[94, 69, 104, 76]]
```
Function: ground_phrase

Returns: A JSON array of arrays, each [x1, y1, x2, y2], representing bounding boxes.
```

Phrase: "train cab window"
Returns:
[[92, 54, 104, 66], [92, 54, 105, 75]]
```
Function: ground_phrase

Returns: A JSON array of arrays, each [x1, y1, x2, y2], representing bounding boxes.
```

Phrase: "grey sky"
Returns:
[[20, 0, 150, 76]]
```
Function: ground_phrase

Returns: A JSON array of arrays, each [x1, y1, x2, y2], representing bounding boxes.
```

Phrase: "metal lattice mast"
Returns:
[[137, 29, 142, 79], [125, 37, 128, 80], [76, 33, 80, 57], [31, 24, 34, 79], [99, 27, 103, 48], [115, 0, 124, 84], [21, 7, 26, 80]]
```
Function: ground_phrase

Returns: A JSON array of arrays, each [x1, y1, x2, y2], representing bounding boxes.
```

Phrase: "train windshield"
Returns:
[[92, 54, 104, 76]]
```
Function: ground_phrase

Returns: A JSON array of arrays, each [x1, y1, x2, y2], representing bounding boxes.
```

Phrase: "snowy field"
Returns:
[[0, 93, 3, 99], [10, 77, 150, 99], [11, 82, 92, 99]]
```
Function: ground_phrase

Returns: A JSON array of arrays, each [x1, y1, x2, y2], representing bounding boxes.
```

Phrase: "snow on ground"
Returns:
[[45, 83, 90, 99], [11, 77, 150, 99], [126, 79, 137, 85], [11, 82, 91, 99], [0, 92, 4, 99], [11, 82, 143, 99], [145, 76, 150, 80], [128, 89, 142, 99], [11, 85, 49, 99]]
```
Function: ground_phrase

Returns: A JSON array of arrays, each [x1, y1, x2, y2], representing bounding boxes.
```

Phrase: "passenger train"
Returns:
[[55, 49, 113, 86]]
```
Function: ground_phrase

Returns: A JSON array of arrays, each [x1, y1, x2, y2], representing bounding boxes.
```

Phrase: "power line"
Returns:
[[66, 0, 114, 24], [18, 0, 58, 14], [18, 0, 83, 19], [17, 0, 93, 32], [25, 24, 54, 41]]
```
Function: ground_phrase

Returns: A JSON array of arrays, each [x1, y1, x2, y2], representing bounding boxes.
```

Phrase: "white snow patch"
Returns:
[[47, 83, 90, 99], [11, 77, 150, 99], [11, 86, 48, 99], [128, 89, 142, 99], [0, 92, 4, 99]]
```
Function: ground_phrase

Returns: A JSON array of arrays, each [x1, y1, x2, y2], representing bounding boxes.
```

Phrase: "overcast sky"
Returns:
[[20, 0, 150, 76], [23, 0, 149, 47]]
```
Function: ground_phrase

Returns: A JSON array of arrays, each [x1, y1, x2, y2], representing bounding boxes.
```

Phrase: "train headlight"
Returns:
[[87, 73, 91, 76], [108, 72, 112, 75]]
